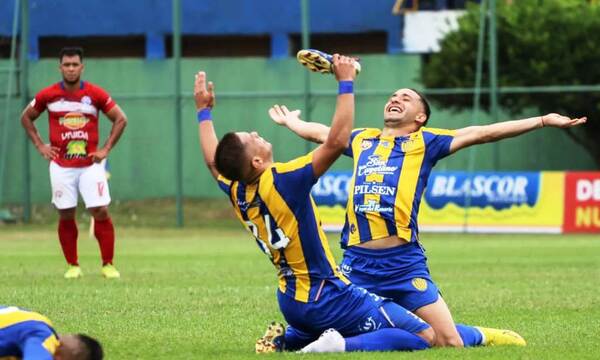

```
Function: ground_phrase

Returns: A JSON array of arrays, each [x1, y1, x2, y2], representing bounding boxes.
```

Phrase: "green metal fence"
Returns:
[[0, 0, 597, 225]]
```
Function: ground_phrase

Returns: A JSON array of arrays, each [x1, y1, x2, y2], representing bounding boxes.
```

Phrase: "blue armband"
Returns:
[[338, 81, 354, 94], [197, 108, 212, 123]]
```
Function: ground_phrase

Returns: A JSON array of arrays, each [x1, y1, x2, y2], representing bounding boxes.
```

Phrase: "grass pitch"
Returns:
[[1, 226, 599, 359]]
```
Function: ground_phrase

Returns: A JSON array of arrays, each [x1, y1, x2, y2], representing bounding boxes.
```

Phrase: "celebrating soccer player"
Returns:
[[0, 305, 103, 359], [20, 47, 127, 279], [269, 68, 586, 348], [195, 56, 443, 353]]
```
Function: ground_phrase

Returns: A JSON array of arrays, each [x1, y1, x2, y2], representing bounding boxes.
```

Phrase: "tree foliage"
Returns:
[[421, 0, 600, 168]]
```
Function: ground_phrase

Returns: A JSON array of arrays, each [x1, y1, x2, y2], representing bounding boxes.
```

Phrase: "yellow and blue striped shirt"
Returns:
[[341, 127, 456, 247], [0, 306, 59, 360], [217, 152, 350, 303]]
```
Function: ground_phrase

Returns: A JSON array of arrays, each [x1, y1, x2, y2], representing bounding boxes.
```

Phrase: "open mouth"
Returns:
[[386, 104, 403, 113]]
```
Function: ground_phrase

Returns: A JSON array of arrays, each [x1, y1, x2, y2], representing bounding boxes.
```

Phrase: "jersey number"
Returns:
[[245, 214, 290, 258]]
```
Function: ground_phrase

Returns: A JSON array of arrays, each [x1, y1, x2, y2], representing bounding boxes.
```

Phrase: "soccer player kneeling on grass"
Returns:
[[195, 56, 439, 353], [272, 48, 588, 348], [0, 305, 103, 360]]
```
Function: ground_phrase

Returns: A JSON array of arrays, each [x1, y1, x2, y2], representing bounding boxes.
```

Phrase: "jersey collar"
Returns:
[[60, 80, 85, 90]]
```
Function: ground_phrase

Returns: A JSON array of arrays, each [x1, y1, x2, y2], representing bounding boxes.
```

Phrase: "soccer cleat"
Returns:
[[476, 326, 526, 346], [101, 264, 121, 279], [296, 49, 361, 75], [255, 322, 285, 353], [299, 328, 345, 353], [64, 265, 83, 279]]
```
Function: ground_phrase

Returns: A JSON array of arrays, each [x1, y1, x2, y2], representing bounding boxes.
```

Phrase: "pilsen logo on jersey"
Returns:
[[59, 112, 89, 130]]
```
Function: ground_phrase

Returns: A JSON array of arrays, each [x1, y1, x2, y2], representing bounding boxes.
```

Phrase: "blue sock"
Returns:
[[283, 327, 315, 351], [456, 324, 483, 347], [345, 328, 430, 351]]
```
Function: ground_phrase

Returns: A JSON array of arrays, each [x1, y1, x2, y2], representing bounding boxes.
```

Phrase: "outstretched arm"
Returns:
[[311, 54, 356, 178], [450, 113, 587, 154], [268, 105, 330, 144], [21, 105, 60, 161], [194, 71, 219, 180]]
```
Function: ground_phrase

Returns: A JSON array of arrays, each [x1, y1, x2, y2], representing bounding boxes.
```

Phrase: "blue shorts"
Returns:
[[340, 241, 441, 312], [278, 281, 430, 350]]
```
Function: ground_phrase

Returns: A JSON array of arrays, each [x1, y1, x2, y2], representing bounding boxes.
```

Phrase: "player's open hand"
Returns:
[[268, 105, 301, 127], [88, 147, 109, 163], [37, 144, 60, 161], [194, 71, 215, 110], [542, 113, 587, 128], [332, 54, 357, 82]]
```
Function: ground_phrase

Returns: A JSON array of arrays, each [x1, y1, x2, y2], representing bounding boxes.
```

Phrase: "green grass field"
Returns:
[[1, 226, 599, 359]]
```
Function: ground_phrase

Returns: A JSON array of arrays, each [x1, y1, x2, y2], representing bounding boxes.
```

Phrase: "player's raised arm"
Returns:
[[21, 104, 59, 161], [449, 113, 587, 154], [311, 54, 356, 178], [194, 71, 219, 180], [268, 105, 330, 144]]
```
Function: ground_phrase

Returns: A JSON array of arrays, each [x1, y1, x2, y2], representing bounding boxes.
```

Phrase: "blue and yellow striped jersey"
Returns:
[[341, 127, 455, 248], [0, 306, 59, 360], [217, 152, 350, 303]]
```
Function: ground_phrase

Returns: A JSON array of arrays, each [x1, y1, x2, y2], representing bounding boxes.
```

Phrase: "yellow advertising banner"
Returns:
[[418, 172, 564, 233], [312, 171, 565, 233]]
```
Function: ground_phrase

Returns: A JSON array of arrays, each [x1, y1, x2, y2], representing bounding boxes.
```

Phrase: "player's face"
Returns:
[[236, 131, 273, 162], [60, 55, 84, 85], [383, 88, 425, 128]]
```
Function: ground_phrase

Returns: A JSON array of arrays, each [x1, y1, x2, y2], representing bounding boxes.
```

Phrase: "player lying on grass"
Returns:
[[271, 49, 588, 348], [0, 305, 102, 360], [195, 57, 440, 353]]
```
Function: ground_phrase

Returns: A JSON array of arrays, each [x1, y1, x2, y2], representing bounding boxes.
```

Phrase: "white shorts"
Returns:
[[49, 160, 111, 210]]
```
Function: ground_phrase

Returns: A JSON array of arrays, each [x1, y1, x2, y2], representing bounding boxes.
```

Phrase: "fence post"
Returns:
[[488, 0, 499, 170], [301, 0, 312, 154], [21, 0, 31, 222], [172, 0, 183, 227]]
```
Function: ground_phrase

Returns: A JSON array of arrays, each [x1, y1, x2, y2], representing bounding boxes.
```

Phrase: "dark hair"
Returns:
[[409, 88, 431, 126], [76, 334, 103, 360], [215, 132, 248, 181], [59, 47, 84, 62]]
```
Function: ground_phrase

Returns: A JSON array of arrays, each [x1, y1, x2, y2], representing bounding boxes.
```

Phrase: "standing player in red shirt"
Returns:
[[21, 47, 127, 279]]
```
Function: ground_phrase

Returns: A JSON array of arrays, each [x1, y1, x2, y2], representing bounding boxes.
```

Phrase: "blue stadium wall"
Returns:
[[0, 0, 410, 58]]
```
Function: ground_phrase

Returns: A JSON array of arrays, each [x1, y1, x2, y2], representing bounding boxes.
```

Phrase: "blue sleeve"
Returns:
[[342, 129, 365, 158], [423, 129, 456, 162], [216, 175, 233, 196], [22, 335, 55, 360]]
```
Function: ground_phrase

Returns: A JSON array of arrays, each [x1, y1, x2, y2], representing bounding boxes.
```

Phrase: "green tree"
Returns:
[[421, 0, 600, 168]]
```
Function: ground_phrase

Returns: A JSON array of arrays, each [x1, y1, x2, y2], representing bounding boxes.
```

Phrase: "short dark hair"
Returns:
[[59, 47, 84, 62], [409, 88, 431, 126], [76, 334, 103, 360], [215, 132, 249, 181]]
